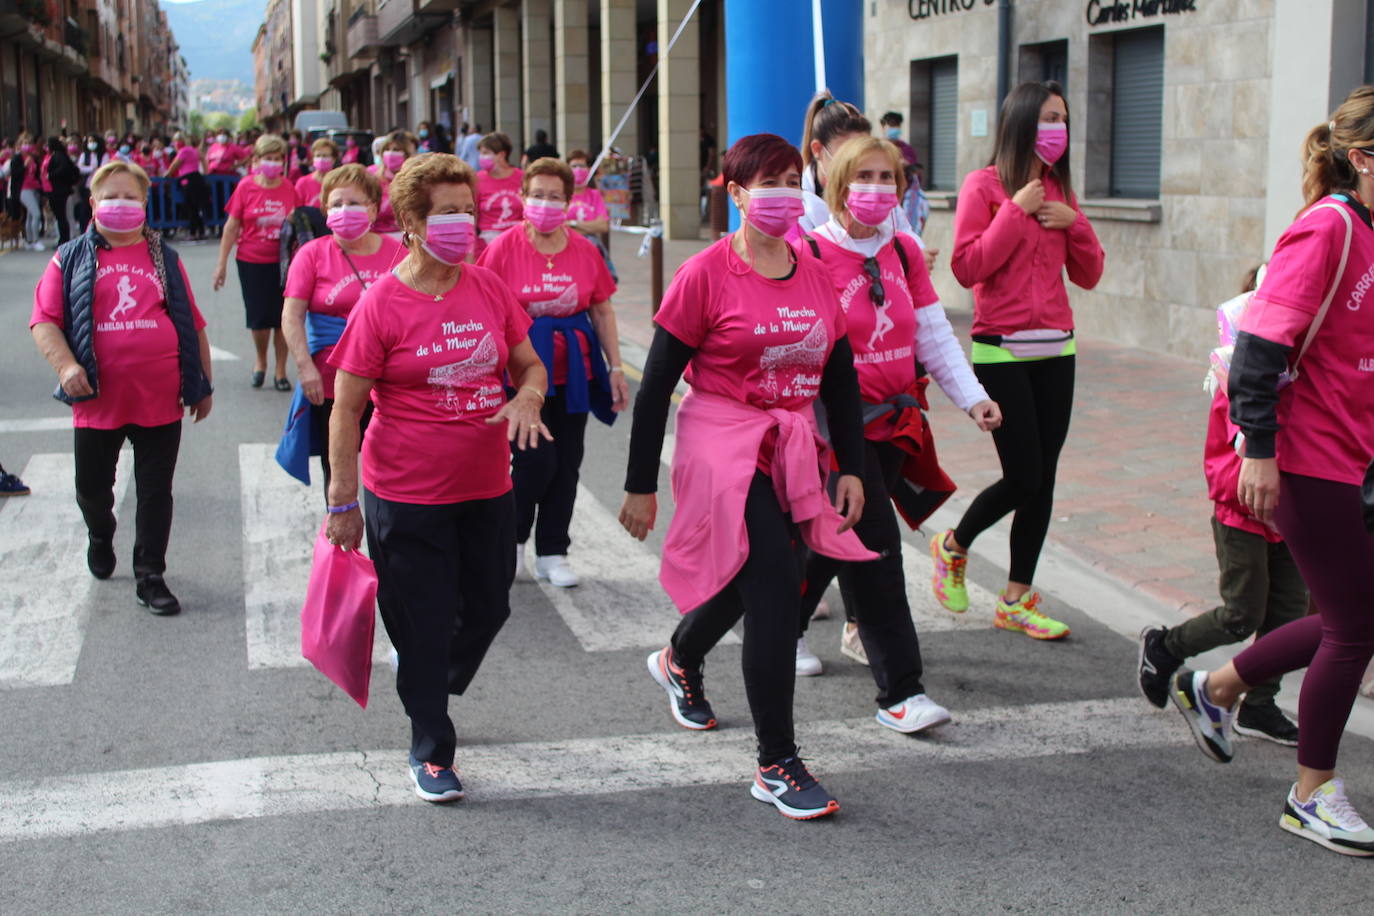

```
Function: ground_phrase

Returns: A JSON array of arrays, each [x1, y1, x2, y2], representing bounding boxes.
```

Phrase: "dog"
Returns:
[[0, 213, 24, 250]]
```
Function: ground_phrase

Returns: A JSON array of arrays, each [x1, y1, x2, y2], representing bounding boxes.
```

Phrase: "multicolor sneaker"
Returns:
[[1280, 779, 1374, 857], [647, 647, 717, 730], [994, 591, 1069, 640], [408, 755, 464, 803], [750, 756, 840, 820], [930, 531, 969, 613], [876, 693, 951, 734], [1168, 668, 1235, 763]]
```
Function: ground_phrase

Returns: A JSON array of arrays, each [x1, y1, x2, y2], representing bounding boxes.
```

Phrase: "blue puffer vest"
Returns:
[[54, 228, 213, 408]]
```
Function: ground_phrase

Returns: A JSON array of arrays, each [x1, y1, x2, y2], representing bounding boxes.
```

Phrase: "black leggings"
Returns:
[[511, 389, 588, 556], [799, 440, 926, 707], [46, 191, 70, 244], [312, 396, 373, 502], [74, 421, 182, 579], [670, 471, 804, 765], [953, 355, 1074, 584]]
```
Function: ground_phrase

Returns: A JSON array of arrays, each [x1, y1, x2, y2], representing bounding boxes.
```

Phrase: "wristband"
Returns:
[[609, 366, 624, 374], [326, 501, 359, 514]]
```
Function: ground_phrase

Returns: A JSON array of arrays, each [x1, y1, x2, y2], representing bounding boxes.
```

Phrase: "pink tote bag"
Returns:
[[301, 522, 379, 708]]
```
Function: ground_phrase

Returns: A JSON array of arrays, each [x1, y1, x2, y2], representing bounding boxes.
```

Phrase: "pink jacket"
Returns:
[[1202, 390, 1279, 543], [951, 165, 1104, 337], [660, 390, 877, 613]]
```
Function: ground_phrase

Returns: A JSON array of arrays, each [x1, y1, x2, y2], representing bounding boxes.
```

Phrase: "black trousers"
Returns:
[[954, 355, 1075, 584], [798, 440, 927, 708], [511, 389, 588, 556], [312, 397, 373, 502], [364, 487, 515, 767], [73, 421, 182, 580], [46, 191, 70, 243], [671, 471, 803, 765]]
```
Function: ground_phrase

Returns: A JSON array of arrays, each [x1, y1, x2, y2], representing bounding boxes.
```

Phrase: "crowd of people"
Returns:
[[17, 81, 1374, 853]]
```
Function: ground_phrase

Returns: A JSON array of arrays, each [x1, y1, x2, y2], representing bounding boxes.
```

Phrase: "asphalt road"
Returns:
[[1, 239, 1370, 914]]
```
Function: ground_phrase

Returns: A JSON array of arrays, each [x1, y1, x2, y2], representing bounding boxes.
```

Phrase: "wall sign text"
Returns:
[[908, 0, 996, 21], [1087, 0, 1198, 26]]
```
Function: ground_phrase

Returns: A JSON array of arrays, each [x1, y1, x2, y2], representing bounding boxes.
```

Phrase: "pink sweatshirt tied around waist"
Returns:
[[659, 389, 878, 614]]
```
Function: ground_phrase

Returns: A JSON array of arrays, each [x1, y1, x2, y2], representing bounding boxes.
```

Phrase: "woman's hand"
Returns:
[[187, 394, 213, 423], [968, 399, 1002, 432], [212, 263, 227, 291], [1239, 456, 1281, 525], [923, 246, 939, 272], [326, 506, 364, 550], [298, 361, 324, 406], [834, 474, 864, 533], [1037, 201, 1078, 230], [619, 492, 657, 541], [488, 389, 553, 450], [58, 362, 93, 398], [610, 369, 630, 412], [1011, 179, 1045, 215]]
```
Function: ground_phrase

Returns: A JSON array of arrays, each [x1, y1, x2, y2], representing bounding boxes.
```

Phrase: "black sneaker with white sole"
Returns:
[[1235, 701, 1299, 747], [1137, 625, 1181, 709], [751, 756, 839, 820], [647, 647, 716, 730]]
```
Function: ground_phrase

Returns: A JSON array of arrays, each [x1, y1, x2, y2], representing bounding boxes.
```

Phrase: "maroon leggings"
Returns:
[[1232, 473, 1374, 770]]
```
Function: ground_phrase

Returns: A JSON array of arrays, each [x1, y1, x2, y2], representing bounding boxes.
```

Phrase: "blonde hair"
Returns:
[[1301, 85, 1374, 209], [320, 163, 381, 207], [822, 136, 908, 218], [311, 137, 339, 158], [389, 153, 475, 226], [254, 133, 287, 158], [522, 157, 574, 199], [91, 160, 151, 198]]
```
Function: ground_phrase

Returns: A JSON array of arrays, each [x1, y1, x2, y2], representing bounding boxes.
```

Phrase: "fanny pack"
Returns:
[[971, 329, 1074, 359]]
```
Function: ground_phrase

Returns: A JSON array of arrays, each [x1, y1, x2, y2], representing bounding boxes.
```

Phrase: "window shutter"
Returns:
[[929, 58, 958, 191], [1110, 29, 1164, 198]]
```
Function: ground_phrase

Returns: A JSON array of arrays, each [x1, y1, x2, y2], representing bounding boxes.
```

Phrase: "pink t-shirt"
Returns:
[[1240, 197, 1374, 485], [477, 226, 616, 385], [295, 173, 323, 209], [284, 234, 405, 398], [21, 154, 40, 191], [225, 177, 299, 263], [30, 244, 207, 430], [167, 145, 200, 178], [476, 168, 525, 236], [655, 237, 847, 412], [373, 180, 398, 234], [206, 142, 240, 175], [329, 266, 534, 505], [1203, 390, 1279, 542], [568, 188, 609, 224]]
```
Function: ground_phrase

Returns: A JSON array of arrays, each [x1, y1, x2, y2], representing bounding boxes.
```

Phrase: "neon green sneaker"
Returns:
[[930, 530, 969, 613], [994, 591, 1070, 640]]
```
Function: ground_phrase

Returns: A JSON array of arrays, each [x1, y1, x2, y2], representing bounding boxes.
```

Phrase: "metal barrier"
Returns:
[[145, 175, 241, 232]]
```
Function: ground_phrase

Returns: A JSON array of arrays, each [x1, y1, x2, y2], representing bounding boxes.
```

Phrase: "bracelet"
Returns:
[[609, 366, 624, 374], [519, 385, 546, 404], [326, 501, 359, 514]]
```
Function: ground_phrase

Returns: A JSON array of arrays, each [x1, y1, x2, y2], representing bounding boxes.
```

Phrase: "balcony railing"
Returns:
[[346, 11, 378, 60]]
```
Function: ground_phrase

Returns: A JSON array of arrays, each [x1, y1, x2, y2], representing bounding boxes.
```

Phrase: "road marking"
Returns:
[[0, 451, 131, 688], [209, 345, 240, 362], [0, 417, 71, 434], [239, 443, 392, 669], [526, 483, 737, 652], [0, 697, 1188, 842]]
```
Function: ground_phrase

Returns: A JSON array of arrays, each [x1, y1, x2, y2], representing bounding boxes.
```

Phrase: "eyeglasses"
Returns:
[[862, 256, 885, 309]]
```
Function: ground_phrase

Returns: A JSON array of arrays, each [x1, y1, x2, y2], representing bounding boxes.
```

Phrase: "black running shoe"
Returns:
[[136, 575, 182, 616], [1235, 701, 1299, 747], [646, 646, 716, 730], [87, 537, 116, 580], [751, 756, 840, 820], [1137, 625, 1181, 709]]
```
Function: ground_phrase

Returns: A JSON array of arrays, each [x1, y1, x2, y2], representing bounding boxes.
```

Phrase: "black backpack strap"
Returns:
[[893, 233, 911, 278], [802, 235, 821, 260]]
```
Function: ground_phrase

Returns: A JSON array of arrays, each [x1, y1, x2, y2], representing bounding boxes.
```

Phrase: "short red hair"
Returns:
[[722, 134, 801, 188]]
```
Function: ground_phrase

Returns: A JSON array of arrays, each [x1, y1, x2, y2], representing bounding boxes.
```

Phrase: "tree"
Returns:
[[206, 112, 235, 133], [188, 110, 206, 138], [238, 107, 260, 133]]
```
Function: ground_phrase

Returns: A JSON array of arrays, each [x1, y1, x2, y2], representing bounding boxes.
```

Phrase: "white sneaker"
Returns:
[[533, 554, 579, 588], [30, 241, 44, 252], [514, 542, 526, 579], [388, 647, 399, 673], [876, 693, 952, 734], [795, 637, 822, 677], [811, 598, 831, 621], [839, 622, 869, 666]]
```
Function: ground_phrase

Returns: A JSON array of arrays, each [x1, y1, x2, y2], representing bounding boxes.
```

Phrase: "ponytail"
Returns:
[[1300, 85, 1374, 211], [800, 89, 871, 168]]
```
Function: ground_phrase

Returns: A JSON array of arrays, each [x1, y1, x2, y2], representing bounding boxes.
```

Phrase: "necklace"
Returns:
[[409, 260, 447, 301]]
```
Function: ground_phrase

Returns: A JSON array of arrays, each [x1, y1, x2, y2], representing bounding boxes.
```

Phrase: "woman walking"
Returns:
[[16, 134, 44, 250], [478, 157, 627, 586], [367, 131, 413, 237], [619, 134, 870, 820], [475, 132, 523, 255], [1168, 88, 1374, 857], [930, 80, 1103, 639], [44, 137, 79, 245], [29, 160, 213, 615], [325, 154, 549, 803], [796, 136, 1000, 724], [212, 134, 300, 390], [294, 138, 339, 209]]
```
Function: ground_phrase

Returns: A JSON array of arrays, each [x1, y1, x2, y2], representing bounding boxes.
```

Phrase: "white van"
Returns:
[[293, 110, 349, 138]]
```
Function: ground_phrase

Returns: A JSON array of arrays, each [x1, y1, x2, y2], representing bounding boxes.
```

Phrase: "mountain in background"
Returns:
[[164, 0, 264, 85]]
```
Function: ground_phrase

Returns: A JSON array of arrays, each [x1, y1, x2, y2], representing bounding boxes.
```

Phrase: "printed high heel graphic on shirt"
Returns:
[[759, 320, 828, 403], [527, 282, 581, 318], [427, 332, 499, 414]]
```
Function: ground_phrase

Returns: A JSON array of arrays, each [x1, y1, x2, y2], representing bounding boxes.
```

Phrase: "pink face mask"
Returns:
[[525, 199, 567, 233], [382, 150, 406, 172], [326, 204, 372, 241], [256, 159, 284, 179], [95, 198, 146, 233], [1035, 122, 1068, 166], [478, 154, 495, 172], [846, 183, 900, 227], [312, 156, 333, 173], [742, 187, 805, 239], [419, 213, 475, 266], [571, 166, 591, 186]]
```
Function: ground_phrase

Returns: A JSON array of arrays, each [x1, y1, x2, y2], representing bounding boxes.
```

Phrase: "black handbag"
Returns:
[[1363, 460, 1374, 533]]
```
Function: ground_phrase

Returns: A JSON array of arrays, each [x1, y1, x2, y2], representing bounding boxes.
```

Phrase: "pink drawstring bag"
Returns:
[[301, 521, 379, 708]]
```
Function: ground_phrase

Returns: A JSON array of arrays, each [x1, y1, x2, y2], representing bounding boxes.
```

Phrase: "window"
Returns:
[[928, 58, 958, 191], [1109, 27, 1164, 198], [1019, 39, 1068, 90]]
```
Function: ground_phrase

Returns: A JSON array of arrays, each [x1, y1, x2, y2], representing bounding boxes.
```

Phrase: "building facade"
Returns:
[[866, 0, 1374, 358], [254, 0, 296, 128]]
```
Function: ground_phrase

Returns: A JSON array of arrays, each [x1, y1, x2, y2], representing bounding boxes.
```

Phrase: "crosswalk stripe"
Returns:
[[0, 697, 1187, 842], [209, 345, 240, 362], [238, 443, 392, 669], [0, 417, 71, 434], [0, 451, 132, 688], [527, 483, 739, 652]]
